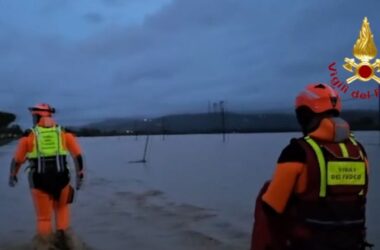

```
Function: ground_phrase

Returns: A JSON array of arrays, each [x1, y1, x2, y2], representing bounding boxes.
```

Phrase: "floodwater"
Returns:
[[0, 132, 379, 249]]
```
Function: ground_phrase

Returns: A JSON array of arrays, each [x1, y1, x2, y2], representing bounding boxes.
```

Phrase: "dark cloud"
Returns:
[[1, 0, 380, 127]]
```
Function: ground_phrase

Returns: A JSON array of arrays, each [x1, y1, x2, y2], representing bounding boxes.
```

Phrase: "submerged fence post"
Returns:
[[129, 135, 150, 164], [142, 135, 149, 162]]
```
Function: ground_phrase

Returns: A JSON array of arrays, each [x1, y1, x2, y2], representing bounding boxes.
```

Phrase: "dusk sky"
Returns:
[[1, 0, 380, 126]]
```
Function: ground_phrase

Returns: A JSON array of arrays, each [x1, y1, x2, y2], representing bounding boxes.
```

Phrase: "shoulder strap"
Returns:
[[304, 136, 327, 198]]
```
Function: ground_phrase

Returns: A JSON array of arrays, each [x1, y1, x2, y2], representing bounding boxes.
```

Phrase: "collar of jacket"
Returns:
[[308, 117, 350, 143]]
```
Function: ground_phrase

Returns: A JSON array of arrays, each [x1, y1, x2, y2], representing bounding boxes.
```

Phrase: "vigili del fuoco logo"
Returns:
[[328, 17, 380, 100]]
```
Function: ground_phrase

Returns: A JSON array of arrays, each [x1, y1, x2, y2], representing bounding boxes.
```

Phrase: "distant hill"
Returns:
[[73, 110, 379, 136], [77, 112, 298, 134], [341, 110, 380, 130], [85, 117, 137, 131]]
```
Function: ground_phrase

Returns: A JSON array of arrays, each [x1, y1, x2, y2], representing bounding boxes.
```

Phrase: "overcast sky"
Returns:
[[1, 0, 380, 126]]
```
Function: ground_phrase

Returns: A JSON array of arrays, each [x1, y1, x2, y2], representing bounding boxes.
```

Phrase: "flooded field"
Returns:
[[0, 132, 379, 249]]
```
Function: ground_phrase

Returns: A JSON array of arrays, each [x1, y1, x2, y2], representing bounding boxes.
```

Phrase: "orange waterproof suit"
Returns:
[[9, 118, 84, 236]]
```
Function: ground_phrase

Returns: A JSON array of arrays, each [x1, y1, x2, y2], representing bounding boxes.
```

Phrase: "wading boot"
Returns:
[[54, 230, 71, 250], [32, 234, 57, 250]]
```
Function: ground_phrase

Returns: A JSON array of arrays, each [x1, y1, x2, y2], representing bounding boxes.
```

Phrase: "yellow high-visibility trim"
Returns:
[[305, 136, 327, 197], [349, 136, 358, 146], [349, 137, 364, 159], [339, 143, 349, 157]]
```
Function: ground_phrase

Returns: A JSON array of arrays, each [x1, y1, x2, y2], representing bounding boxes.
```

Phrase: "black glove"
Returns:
[[9, 175, 18, 187], [76, 172, 84, 190]]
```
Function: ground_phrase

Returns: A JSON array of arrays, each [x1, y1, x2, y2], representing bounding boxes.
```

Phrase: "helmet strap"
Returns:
[[296, 107, 337, 135], [304, 116, 323, 135]]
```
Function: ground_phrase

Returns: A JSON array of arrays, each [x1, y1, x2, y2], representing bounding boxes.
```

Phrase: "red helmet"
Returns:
[[295, 83, 341, 114], [28, 103, 55, 117]]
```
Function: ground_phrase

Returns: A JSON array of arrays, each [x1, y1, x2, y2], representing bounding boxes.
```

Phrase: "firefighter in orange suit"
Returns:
[[251, 83, 372, 250], [9, 103, 84, 249]]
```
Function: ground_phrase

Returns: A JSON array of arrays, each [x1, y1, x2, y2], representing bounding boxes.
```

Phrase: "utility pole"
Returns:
[[220, 100, 226, 142], [161, 117, 166, 141], [213, 102, 218, 113], [129, 135, 150, 164], [133, 120, 138, 140], [142, 135, 149, 163]]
